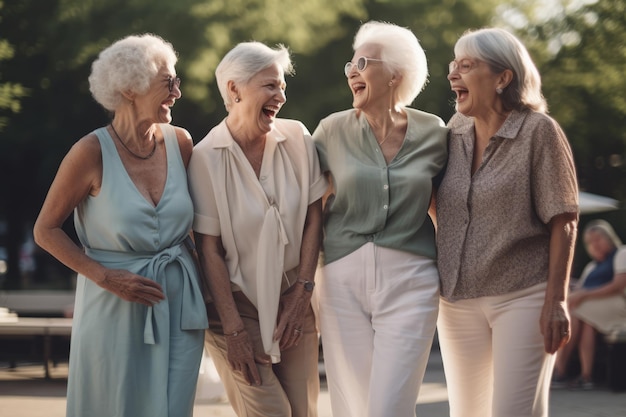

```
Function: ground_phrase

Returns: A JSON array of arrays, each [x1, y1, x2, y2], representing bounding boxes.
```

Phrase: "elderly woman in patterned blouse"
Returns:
[[436, 28, 579, 417]]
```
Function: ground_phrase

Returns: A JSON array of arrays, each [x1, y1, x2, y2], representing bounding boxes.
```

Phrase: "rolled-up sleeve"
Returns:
[[531, 116, 579, 224], [303, 133, 329, 204]]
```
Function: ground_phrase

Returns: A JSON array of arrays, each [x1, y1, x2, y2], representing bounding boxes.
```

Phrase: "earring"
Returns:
[[235, 97, 240, 103], [496, 87, 503, 94]]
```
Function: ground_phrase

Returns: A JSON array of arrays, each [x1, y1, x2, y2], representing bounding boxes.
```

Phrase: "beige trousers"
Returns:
[[204, 291, 319, 417]]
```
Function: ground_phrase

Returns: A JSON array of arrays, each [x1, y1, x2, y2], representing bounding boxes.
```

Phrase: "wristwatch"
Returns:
[[298, 279, 315, 292]]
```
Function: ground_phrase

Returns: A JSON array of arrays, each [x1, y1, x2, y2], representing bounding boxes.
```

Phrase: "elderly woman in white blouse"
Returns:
[[188, 41, 327, 417]]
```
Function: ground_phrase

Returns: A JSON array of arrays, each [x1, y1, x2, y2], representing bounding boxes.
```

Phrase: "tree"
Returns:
[[283, 0, 504, 130], [0, 0, 367, 288]]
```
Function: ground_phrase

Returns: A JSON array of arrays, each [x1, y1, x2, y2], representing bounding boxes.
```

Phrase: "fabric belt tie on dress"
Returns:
[[85, 242, 208, 345]]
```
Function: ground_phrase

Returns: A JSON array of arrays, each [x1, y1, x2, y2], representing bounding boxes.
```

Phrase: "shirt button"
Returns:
[[383, 205, 388, 210], [383, 184, 389, 190], [260, 175, 267, 181]]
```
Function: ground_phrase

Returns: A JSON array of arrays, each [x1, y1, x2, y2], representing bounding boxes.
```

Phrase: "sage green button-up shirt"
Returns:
[[313, 108, 448, 264]]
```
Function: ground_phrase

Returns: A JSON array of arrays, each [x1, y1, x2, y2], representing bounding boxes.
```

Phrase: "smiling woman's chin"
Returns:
[[159, 108, 173, 123]]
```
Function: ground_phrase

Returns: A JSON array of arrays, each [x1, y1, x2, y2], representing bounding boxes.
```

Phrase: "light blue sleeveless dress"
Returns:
[[67, 124, 208, 417]]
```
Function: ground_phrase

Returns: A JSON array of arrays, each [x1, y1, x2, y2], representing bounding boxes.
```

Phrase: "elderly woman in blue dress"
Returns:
[[188, 42, 327, 417], [553, 220, 626, 389], [33, 34, 207, 417], [313, 21, 448, 417]]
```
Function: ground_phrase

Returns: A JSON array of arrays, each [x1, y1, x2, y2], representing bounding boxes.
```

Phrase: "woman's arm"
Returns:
[[540, 211, 578, 354], [194, 232, 267, 385], [274, 198, 323, 349], [33, 135, 164, 306], [428, 191, 437, 230], [569, 273, 626, 309]]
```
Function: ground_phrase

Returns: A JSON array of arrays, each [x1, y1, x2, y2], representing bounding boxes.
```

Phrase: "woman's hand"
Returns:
[[224, 330, 265, 386], [274, 289, 308, 350], [540, 299, 571, 354], [97, 269, 165, 306]]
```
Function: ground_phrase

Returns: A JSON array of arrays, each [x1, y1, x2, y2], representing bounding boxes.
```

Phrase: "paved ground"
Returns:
[[1, 349, 625, 417]]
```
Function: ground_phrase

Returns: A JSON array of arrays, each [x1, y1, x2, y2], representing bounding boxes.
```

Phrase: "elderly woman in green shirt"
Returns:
[[312, 21, 448, 417]]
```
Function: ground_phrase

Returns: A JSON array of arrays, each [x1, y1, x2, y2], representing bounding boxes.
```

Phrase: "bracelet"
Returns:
[[224, 329, 245, 337]]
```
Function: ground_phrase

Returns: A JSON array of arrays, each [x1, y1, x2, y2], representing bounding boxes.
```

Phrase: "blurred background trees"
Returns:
[[1, 0, 624, 289]]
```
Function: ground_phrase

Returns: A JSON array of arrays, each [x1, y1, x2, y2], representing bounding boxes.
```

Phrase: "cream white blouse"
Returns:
[[188, 118, 328, 361]]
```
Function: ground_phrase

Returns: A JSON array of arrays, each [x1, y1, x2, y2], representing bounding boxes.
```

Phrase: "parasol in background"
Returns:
[[579, 191, 620, 215]]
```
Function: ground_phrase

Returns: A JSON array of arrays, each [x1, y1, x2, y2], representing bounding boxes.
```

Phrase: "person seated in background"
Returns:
[[553, 220, 626, 389]]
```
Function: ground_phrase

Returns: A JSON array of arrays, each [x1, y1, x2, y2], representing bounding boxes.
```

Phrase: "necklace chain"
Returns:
[[377, 125, 395, 146], [110, 124, 157, 160]]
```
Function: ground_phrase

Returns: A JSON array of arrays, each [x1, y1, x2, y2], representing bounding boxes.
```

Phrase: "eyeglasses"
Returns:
[[167, 76, 181, 92], [448, 59, 479, 74], [344, 56, 384, 77]]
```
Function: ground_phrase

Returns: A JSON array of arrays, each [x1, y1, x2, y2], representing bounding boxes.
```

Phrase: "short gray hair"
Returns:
[[215, 42, 293, 111], [454, 28, 547, 113], [353, 21, 428, 107], [584, 219, 623, 250], [89, 34, 178, 112]]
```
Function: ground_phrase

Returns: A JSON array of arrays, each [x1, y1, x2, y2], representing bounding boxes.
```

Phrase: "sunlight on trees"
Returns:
[[0, 0, 625, 288]]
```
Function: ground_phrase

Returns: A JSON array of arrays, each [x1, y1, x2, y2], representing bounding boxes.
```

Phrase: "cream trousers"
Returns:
[[438, 282, 554, 417], [318, 243, 440, 417]]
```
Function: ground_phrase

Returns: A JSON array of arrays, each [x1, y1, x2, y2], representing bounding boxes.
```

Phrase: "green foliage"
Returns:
[[0, 3, 28, 132], [520, 0, 626, 200], [283, 0, 503, 129], [2, 0, 624, 288]]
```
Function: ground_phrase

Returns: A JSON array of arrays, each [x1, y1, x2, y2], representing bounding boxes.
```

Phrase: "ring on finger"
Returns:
[[294, 328, 302, 335]]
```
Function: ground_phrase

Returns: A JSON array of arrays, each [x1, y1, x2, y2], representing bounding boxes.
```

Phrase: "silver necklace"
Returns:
[[377, 125, 395, 146], [110, 124, 157, 160]]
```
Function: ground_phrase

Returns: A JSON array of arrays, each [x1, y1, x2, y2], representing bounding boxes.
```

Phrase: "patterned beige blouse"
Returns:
[[436, 110, 579, 300]]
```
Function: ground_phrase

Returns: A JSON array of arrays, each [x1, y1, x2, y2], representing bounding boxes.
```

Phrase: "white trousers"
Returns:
[[437, 282, 554, 417], [318, 243, 440, 417]]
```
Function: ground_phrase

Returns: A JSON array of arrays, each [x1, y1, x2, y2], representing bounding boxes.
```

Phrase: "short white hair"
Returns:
[[215, 42, 293, 111], [89, 34, 178, 112], [353, 21, 428, 107], [454, 28, 547, 113]]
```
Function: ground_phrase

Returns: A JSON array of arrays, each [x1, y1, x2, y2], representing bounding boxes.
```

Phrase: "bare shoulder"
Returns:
[[65, 132, 103, 193], [171, 125, 193, 167], [65, 132, 102, 172]]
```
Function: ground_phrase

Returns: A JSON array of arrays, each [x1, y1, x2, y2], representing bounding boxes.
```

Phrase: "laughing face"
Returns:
[[346, 44, 393, 113], [447, 56, 503, 119], [133, 64, 181, 125], [235, 62, 286, 136]]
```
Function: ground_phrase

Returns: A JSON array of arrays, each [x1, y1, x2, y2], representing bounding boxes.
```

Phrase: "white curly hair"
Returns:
[[353, 21, 429, 107], [89, 34, 178, 111]]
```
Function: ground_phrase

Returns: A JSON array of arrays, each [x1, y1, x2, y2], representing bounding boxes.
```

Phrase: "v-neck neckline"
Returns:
[[105, 126, 170, 210]]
